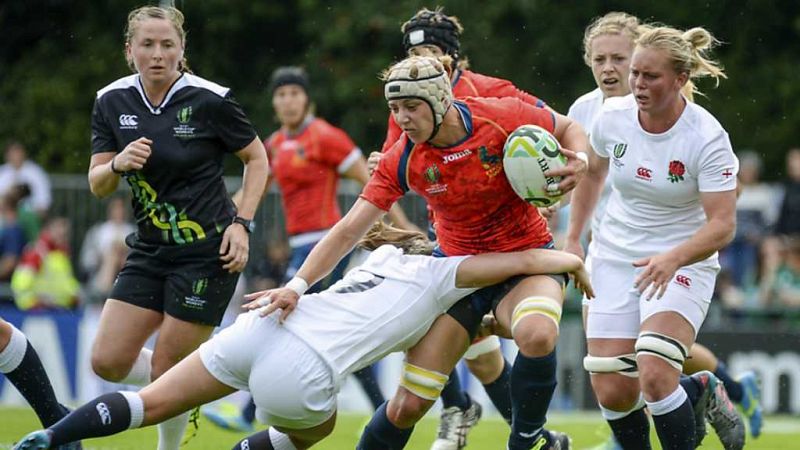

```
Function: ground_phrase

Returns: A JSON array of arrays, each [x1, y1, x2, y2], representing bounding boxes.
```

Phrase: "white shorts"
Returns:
[[199, 312, 337, 429], [585, 257, 717, 339], [463, 335, 501, 360]]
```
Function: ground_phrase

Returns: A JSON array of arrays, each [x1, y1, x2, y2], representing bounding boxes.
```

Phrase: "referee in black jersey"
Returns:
[[85, 6, 268, 449]]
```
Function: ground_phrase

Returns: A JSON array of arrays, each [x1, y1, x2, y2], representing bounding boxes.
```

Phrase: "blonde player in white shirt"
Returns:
[[15, 222, 592, 450], [568, 14, 759, 450], [564, 24, 745, 450]]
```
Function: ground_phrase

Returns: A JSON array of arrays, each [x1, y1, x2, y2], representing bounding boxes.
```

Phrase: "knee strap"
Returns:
[[635, 331, 688, 371], [583, 353, 638, 378], [400, 362, 448, 401], [511, 296, 562, 333]]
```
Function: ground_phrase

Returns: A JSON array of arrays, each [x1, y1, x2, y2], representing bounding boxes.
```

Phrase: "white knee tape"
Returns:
[[511, 296, 562, 334], [463, 335, 501, 360], [583, 353, 638, 377], [400, 362, 449, 401], [634, 332, 688, 371], [599, 394, 646, 420]]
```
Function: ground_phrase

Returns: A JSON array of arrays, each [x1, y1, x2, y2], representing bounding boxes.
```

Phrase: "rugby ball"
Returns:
[[502, 124, 567, 207]]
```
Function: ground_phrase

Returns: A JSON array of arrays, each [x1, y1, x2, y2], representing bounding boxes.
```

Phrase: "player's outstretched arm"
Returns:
[[455, 249, 593, 298], [243, 198, 386, 322]]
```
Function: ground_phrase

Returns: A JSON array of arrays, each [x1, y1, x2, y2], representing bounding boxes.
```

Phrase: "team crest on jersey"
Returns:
[[478, 146, 502, 178], [173, 106, 196, 138], [667, 160, 686, 183], [423, 164, 447, 195]]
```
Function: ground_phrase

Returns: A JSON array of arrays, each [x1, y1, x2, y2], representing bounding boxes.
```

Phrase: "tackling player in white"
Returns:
[[14, 223, 592, 450]]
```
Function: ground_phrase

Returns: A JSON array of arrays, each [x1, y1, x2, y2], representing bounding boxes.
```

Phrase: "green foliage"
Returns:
[[2, 1, 799, 178]]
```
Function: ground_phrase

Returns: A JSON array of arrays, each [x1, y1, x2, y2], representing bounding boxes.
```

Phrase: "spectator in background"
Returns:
[[0, 141, 52, 218], [758, 149, 800, 308], [760, 235, 800, 308], [79, 196, 135, 303], [8, 184, 41, 244], [775, 148, 800, 236], [11, 216, 80, 310], [719, 151, 780, 288], [0, 192, 27, 282]]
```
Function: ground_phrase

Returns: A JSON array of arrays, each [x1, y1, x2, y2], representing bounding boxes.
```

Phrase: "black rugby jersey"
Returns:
[[91, 73, 257, 246]]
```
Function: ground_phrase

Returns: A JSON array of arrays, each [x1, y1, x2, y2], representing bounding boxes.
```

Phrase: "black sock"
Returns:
[[652, 398, 696, 450], [232, 430, 274, 450], [242, 396, 257, 423], [507, 351, 557, 450], [607, 407, 652, 450], [48, 392, 133, 446], [714, 361, 743, 403], [353, 365, 386, 411], [482, 358, 512, 425], [356, 401, 414, 450], [5, 340, 67, 427], [679, 374, 703, 405], [439, 369, 470, 410]]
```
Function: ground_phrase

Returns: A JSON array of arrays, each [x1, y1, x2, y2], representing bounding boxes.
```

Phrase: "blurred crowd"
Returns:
[[1, 139, 799, 319]]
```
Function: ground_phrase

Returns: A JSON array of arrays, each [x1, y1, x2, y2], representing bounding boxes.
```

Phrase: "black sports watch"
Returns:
[[232, 216, 255, 233]]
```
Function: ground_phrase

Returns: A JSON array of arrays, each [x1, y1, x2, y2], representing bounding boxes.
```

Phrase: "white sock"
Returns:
[[0, 325, 27, 373], [120, 348, 152, 386], [269, 427, 297, 450], [119, 391, 145, 429], [157, 411, 190, 450], [646, 385, 688, 416]]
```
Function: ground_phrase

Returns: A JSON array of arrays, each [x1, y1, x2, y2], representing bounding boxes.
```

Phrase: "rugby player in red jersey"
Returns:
[[369, 10, 559, 448], [256, 56, 588, 450]]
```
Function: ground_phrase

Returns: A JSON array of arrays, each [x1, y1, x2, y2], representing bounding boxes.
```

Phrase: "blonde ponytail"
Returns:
[[637, 25, 726, 100]]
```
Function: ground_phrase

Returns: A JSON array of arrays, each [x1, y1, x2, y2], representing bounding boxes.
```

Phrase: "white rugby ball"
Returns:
[[502, 124, 567, 207]]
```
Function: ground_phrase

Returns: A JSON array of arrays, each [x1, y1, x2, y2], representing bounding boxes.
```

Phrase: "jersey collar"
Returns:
[[451, 69, 463, 88], [431, 100, 473, 149], [135, 73, 186, 115], [282, 115, 315, 138]]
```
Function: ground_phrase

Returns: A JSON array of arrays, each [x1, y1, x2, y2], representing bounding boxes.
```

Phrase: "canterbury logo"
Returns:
[[675, 275, 692, 288], [636, 167, 652, 180], [96, 402, 112, 425], [240, 439, 250, 450], [119, 114, 138, 128]]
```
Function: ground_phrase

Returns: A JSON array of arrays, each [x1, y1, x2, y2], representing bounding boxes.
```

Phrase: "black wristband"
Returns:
[[110, 155, 125, 174]]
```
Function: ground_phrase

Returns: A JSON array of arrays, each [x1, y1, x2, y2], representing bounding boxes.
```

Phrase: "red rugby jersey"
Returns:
[[363, 97, 555, 256], [381, 69, 546, 152], [266, 117, 360, 236]]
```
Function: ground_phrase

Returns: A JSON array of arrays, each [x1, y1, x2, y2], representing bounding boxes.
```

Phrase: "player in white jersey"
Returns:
[[14, 223, 592, 450], [564, 24, 746, 450], [569, 13, 757, 450]]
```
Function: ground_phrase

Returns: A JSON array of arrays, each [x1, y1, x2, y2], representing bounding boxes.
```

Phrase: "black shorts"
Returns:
[[447, 273, 567, 340], [110, 234, 240, 326]]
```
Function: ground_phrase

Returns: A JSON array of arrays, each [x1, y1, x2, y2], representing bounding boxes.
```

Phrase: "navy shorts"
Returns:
[[435, 243, 567, 339], [110, 234, 240, 326]]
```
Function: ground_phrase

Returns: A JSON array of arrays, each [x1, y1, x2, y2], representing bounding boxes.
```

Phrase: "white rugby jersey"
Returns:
[[567, 88, 612, 236], [588, 95, 738, 265], [282, 245, 474, 387]]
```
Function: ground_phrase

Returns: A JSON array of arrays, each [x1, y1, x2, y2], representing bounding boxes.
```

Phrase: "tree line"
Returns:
[[1, 0, 798, 178]]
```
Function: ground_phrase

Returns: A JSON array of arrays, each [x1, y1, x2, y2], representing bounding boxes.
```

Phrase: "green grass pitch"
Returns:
[[0, 408, 794, 449]]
